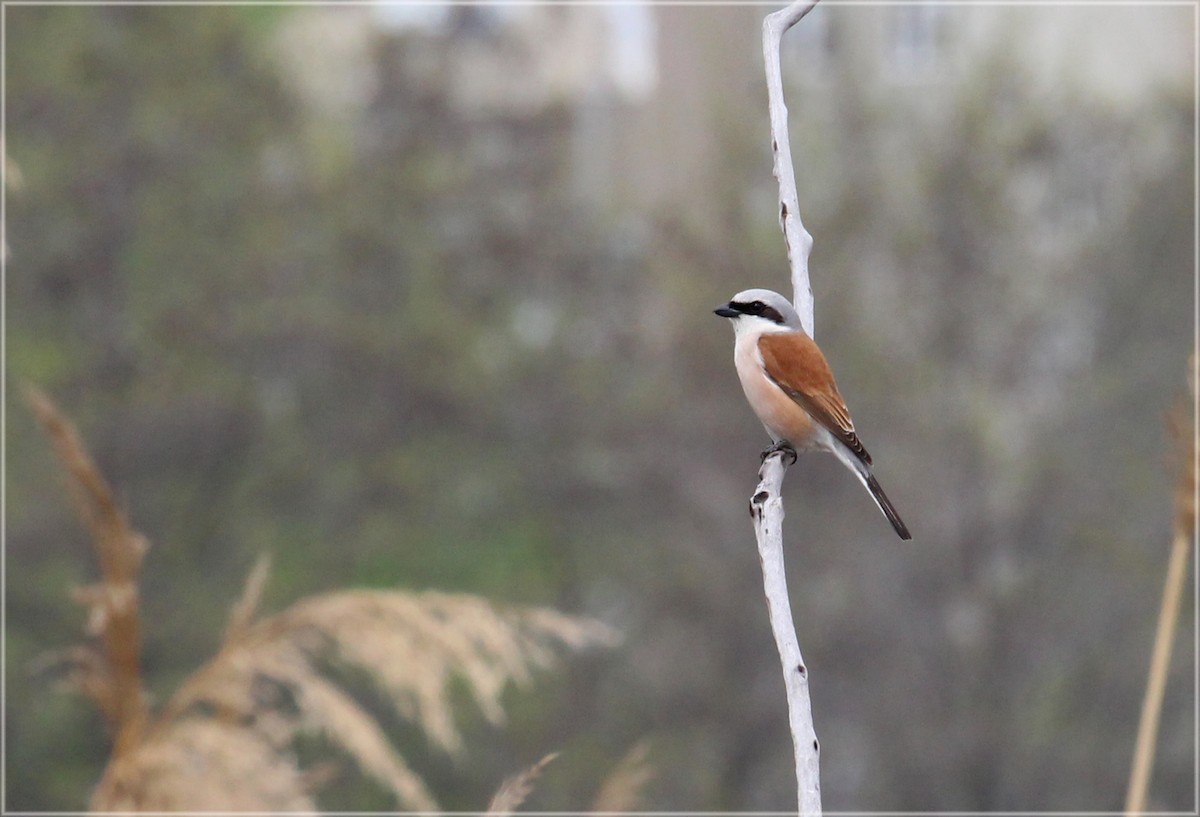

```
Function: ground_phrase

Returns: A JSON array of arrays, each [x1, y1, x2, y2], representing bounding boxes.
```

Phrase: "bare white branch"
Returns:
[[751, 452, 821, 816], [756, 2, 823, 815], [763, 0, 819, 338]]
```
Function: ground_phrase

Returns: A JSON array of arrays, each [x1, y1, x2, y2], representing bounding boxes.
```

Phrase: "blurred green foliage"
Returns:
[[6, 3, 1195, 812], [6, 6, 598, 808]]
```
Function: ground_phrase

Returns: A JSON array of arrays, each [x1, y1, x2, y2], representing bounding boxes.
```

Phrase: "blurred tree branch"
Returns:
[[756, 2, 822, 814]]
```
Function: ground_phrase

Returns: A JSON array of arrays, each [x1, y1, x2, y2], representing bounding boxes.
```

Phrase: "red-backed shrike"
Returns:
[[715, 288, 911, 540]]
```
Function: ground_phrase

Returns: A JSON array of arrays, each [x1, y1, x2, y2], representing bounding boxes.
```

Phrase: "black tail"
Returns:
[[865, 473, 912, 540]]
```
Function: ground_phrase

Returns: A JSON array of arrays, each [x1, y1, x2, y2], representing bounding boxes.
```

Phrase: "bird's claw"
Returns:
[[760, 441, 797, 466]]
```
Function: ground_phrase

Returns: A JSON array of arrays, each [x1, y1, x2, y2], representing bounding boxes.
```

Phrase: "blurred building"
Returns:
[[273, 2, 1191, 225]]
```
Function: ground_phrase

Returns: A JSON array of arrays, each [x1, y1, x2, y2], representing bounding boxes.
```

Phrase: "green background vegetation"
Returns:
[[6, 4, 1194, 811]]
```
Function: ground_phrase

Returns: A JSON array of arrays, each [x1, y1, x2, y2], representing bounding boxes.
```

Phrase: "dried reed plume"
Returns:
[[25, 386, 149, 758], [27, 388, 619, 812], [1124, 357, 1195, 815], [485, 740, 654, 815], [487, 752, 559, 815], [589, 739, 655, 813]]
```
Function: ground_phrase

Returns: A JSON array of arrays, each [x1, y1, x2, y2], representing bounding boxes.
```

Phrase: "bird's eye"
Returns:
[[750, 301, 765, 314]]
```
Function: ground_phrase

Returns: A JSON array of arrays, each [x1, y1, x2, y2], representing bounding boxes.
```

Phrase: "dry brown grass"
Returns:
[[484, 740, 654, 815], [107, 583, 617, 811], [589, 739, 655, 813], [28, 388, 619, 812], [26, 386, 150, 758], [1124, 358, 1196, 815], [486, 752, 559, 815]]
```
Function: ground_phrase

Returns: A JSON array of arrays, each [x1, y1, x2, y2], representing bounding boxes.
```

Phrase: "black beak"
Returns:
[[713, 303, 740, 318]]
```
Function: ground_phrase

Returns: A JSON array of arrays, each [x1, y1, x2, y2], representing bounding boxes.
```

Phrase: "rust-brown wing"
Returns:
[[758, 332, 872, 466]]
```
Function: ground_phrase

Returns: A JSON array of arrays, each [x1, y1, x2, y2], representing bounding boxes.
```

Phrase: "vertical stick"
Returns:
[[751, 453, 821, 816], [1125, 375, 1196, 815], [763, 0, 819, 338], [1124, 529, 1192, 815], [755, 2, 823, 813]]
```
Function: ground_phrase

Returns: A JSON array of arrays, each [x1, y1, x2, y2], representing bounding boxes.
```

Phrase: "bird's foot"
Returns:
[[760, 440, 798, 466]]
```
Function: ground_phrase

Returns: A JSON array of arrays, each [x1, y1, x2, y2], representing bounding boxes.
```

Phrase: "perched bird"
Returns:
[[715, 288, 911, 540]]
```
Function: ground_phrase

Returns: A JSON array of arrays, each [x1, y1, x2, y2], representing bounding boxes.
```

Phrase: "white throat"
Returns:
[[730, 314, 796, 339]]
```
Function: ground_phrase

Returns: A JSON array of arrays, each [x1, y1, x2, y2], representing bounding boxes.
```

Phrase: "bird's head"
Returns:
[[713, 288, 801, 335]]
